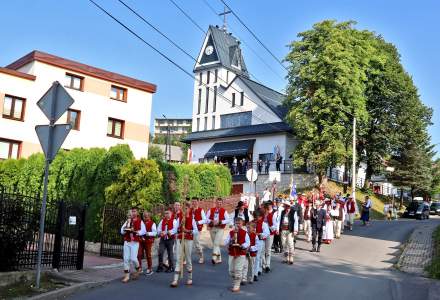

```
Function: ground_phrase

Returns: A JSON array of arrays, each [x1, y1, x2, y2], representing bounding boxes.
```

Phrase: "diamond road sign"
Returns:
[[37, 81, 74, 122], [35, 124, 72, 161]]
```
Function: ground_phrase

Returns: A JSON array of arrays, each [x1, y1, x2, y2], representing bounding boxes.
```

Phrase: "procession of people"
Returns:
[[120, 190, 362, 292]]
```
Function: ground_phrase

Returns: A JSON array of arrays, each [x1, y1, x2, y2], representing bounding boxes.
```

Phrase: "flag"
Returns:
[[289, 176, 297, 200]]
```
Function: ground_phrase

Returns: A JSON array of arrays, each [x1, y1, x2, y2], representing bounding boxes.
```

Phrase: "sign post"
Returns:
[[35, 81, 74, 288]]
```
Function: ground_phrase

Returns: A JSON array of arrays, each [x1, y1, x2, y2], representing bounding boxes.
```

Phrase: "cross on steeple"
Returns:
[[218, 6, 231, 30]]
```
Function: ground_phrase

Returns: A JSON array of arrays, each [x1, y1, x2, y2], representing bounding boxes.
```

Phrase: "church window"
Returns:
[[213, 86, 217, 112], [204, 117, 208, 130], [199, 72, 202, 85], [220, 111, 252, 129], [212, 116, 216, 129], [196, 118, 200, 131], [197, 88, 202, 114], [214, 69, 218, 83], [207, 71, 211, 84], [232, 93, 236, 107], [240, 92, 244, 106], [205, 87, 209, 113]]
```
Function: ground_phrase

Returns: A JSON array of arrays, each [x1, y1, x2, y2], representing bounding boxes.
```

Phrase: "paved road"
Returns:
[[70, 218, 440, 300]]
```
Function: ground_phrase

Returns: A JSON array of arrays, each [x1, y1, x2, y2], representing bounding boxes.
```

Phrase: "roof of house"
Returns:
[[6, 50, 157, 93], [239, 76, 288, 119], [182, 122, 292, 143], [0, 67, 36, 81], [194, 25, 249, 77]]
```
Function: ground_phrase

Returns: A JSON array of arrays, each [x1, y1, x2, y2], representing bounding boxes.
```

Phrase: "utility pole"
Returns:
[[163, 114, 170, 163], [352, 116, 357, 201]]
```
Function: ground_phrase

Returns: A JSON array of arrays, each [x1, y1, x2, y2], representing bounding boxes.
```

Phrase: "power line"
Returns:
[[219, 0, 288, 71], [168, 0, 206, 34], [88, 0, 282, 132], [202, 0, 285, 81], [116, 0, 281, 121]]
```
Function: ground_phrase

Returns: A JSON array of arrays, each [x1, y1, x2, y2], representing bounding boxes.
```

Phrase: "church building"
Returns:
[[183, 25, 298, 193]]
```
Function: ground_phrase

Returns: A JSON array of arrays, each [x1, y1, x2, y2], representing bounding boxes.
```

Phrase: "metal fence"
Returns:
[[0, 185, 86, 272]]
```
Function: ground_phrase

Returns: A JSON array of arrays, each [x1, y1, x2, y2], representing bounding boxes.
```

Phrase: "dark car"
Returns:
[[430, 202, 440, 215], [403, 201, 430, 220]]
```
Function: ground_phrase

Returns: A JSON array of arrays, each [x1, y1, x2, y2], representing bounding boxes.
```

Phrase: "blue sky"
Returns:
[[1, 0, 438, 157]]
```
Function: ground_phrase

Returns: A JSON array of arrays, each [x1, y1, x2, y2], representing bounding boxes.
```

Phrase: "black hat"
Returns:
[[236, 201, 244, 208]]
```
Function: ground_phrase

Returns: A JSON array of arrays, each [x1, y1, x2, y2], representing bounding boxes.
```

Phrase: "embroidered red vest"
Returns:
[[123, 217, 142, 242], [193, 207, 204, 231], [161, 218, 175, 239], [256, 220, 266, 240], [249, 232, 257, 257], [304, 206, 311, 220], [144, 219, 155, 241], [228, 228, 247, 257], [266, 212, 275, 235], [347, 201, 356, 213], [177, 215, 195, 240], [209, 207, 226, 229]]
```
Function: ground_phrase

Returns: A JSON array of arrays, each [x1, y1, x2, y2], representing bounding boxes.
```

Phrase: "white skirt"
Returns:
[[323, 220, 334, 240]]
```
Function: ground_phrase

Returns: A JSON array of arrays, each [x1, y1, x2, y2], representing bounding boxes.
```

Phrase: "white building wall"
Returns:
[[1, 60, 154, 159]]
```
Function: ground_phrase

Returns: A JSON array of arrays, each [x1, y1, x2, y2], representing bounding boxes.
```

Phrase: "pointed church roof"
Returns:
[[194, 25, 249, 77]]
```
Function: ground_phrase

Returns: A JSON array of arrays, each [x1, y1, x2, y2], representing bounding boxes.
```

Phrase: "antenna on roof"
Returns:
[[218, 5, 231, 31]]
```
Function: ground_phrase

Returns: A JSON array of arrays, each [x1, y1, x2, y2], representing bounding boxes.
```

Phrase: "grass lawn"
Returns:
[[426, 226, 440, 279]]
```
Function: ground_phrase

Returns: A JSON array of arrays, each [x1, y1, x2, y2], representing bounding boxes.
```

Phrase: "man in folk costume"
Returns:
[[272, 198, 283, 253], [157, 210, 178, 273], [262, 201, 278, 272], [170, 202, 199, 287], [310, 200, 326, 253], [279, 200, 299, 264], [137, 211, 157, 276], [345, 196, 357, 231], [206, 198, 230, 264], [242, 221, 258, 285], [303, 199, 312, 242], [224, 217, 250, 293], [191, 198, 207, 264], [253, 210, 269, 280], [332, 201, 344, 238], [120, 207, 146, 283]]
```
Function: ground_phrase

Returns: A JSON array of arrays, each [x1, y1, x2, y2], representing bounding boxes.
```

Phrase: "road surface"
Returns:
[[70, 218, 440, 300]]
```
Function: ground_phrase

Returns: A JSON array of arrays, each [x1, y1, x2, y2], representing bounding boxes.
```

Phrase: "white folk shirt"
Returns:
[[223, 229, 251, 248], [156, 219, 178, 237], [206, 208, 231, 226]]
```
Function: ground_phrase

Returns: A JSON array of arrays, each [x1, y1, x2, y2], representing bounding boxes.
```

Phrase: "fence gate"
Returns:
[[0, 186, 86, 272], [100, 206, 127, 258]]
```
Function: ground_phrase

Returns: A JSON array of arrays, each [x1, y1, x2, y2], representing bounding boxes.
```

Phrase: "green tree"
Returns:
[[285, 20, 373, 182], [148, 145, 164, 162], [0, 158, 25, 189], [431, 158, 440, 198]]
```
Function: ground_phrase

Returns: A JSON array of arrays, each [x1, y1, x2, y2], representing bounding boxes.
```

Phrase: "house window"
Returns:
[[65, 73, 83, 91], [2, 95, 25, 121], [199, 72, 202, 85], [214, 69, 218, 83], [204, 117, 208, 131], [240, 92, 244, 106], [205, 87, 209, 113], [67, 109, 81, 130], [232, 93, 236, 107], [212, 115, 216, 129], [220, 111, 252, 129], [107, 118, 125, 139], [0, 138, 20, 159], [207, 71, 210, 84], [213, 86, 217, 112], [196, 118, 200, 131], [110, 85, 127, 102], [197, 88, 202, 114]]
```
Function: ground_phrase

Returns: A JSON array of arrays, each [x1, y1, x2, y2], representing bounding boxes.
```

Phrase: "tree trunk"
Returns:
[[343, 156, 349, 194], [411, 187, 414, 201], [399, 189, 404, 209]]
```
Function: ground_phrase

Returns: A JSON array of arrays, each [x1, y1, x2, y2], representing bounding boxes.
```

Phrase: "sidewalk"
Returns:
[[397, 221, 438, 275]]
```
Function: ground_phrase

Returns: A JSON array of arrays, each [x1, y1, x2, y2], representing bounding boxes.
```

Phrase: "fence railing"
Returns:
[[327, 168, 364, 188], [0, 185, 86, 272]]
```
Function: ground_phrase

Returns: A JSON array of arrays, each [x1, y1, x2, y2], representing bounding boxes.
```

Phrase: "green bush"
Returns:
[[105, 159, 163, 210], [426, 226, 440, 279]]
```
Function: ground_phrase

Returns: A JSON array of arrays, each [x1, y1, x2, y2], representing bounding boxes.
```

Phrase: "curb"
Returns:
[[28, 281, 110, 300]]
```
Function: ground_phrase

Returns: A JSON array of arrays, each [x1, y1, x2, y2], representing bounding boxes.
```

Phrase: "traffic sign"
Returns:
[[246, 168, 258, 182], [35, 124, 72, 161], [37, 81, 74, 122]]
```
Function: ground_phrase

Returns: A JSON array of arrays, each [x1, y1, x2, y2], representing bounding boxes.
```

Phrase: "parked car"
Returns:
[[403, 201, 430, 220], [430, 202, 440, 215]]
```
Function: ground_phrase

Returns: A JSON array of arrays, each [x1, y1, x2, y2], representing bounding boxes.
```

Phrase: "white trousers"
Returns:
[[123, 241, 139, 271], [263, 235, 274, 269], [254, 240, 264, 274], [281, 231, 294, 256], [228, 255, 246, 289], [334, 220, 342, 238], [209, 227, 224, 261], [242, 255, 256, 282], [348, 213, 355, 225], [193, 231, 203, 258], [303, 220, 312, 241], [175, 239, 193, 272]]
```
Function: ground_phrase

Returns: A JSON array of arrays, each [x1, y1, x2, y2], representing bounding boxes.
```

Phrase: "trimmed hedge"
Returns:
[[0, 147, 231, 241]]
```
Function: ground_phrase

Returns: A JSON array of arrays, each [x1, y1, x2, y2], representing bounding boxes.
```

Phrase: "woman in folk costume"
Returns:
[[322, 199, 334, 244], [253, 209, 270, 281], [224, 217, 250, 293], [170, 202, 199, 288]]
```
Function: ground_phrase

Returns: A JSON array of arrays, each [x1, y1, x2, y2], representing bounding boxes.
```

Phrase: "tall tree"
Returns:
[[284, 20, 374, 182]]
